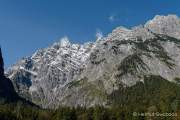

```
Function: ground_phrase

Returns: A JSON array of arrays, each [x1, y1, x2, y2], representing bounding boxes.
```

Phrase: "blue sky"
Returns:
[[0, 0, 180, 67]]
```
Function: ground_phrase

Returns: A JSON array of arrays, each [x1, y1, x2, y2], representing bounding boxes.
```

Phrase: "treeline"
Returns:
[[0, 102, 179, 120], [0, 104, 133, 120], [1, 75, 180, 120], [0, 104, 132, 120]]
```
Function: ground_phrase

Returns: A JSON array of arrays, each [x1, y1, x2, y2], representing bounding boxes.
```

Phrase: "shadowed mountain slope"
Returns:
[[0, 47, 37, 106]]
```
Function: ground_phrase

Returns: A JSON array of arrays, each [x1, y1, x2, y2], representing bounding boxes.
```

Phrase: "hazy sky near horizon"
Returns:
[[0, 0, 180, 67]]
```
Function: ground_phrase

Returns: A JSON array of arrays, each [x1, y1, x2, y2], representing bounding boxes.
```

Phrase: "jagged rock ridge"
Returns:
[[7, 15, 180, 108]]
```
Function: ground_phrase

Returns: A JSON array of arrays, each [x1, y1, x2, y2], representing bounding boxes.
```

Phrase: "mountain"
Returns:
[[6, 15, 180, 109], [0, 47, 36, 106], [0, 47, 21, 103]]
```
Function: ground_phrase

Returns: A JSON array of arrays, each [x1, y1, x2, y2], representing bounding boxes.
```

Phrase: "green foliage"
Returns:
[[136, 34, 177, 69], [0, 104, 130, 120], [67, 77, 88, 89], [109, 75, 180, 119], [115, 33, 179, 77], [1, 74, 180, 120], [116, 52, 149, 77], [174, 77, 180, 84], [67, 80, 83, 89]]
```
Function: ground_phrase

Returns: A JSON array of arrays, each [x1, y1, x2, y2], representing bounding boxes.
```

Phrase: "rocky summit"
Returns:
[[6, 15, 180, 109]]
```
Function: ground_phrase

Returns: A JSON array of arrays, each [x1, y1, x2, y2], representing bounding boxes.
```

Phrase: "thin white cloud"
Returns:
[[109, 15, 115, 22], [108, 14, 119, 22], [95, 29, 103, 41]]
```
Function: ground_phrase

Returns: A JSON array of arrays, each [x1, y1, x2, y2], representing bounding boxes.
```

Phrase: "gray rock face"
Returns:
[[7, 15, 180, 109], [145, 15, 180, 39]]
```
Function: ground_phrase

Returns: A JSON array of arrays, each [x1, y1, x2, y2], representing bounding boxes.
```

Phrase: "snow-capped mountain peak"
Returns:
[[59, 37, 71, 48], [7, 15, 180, 108]]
